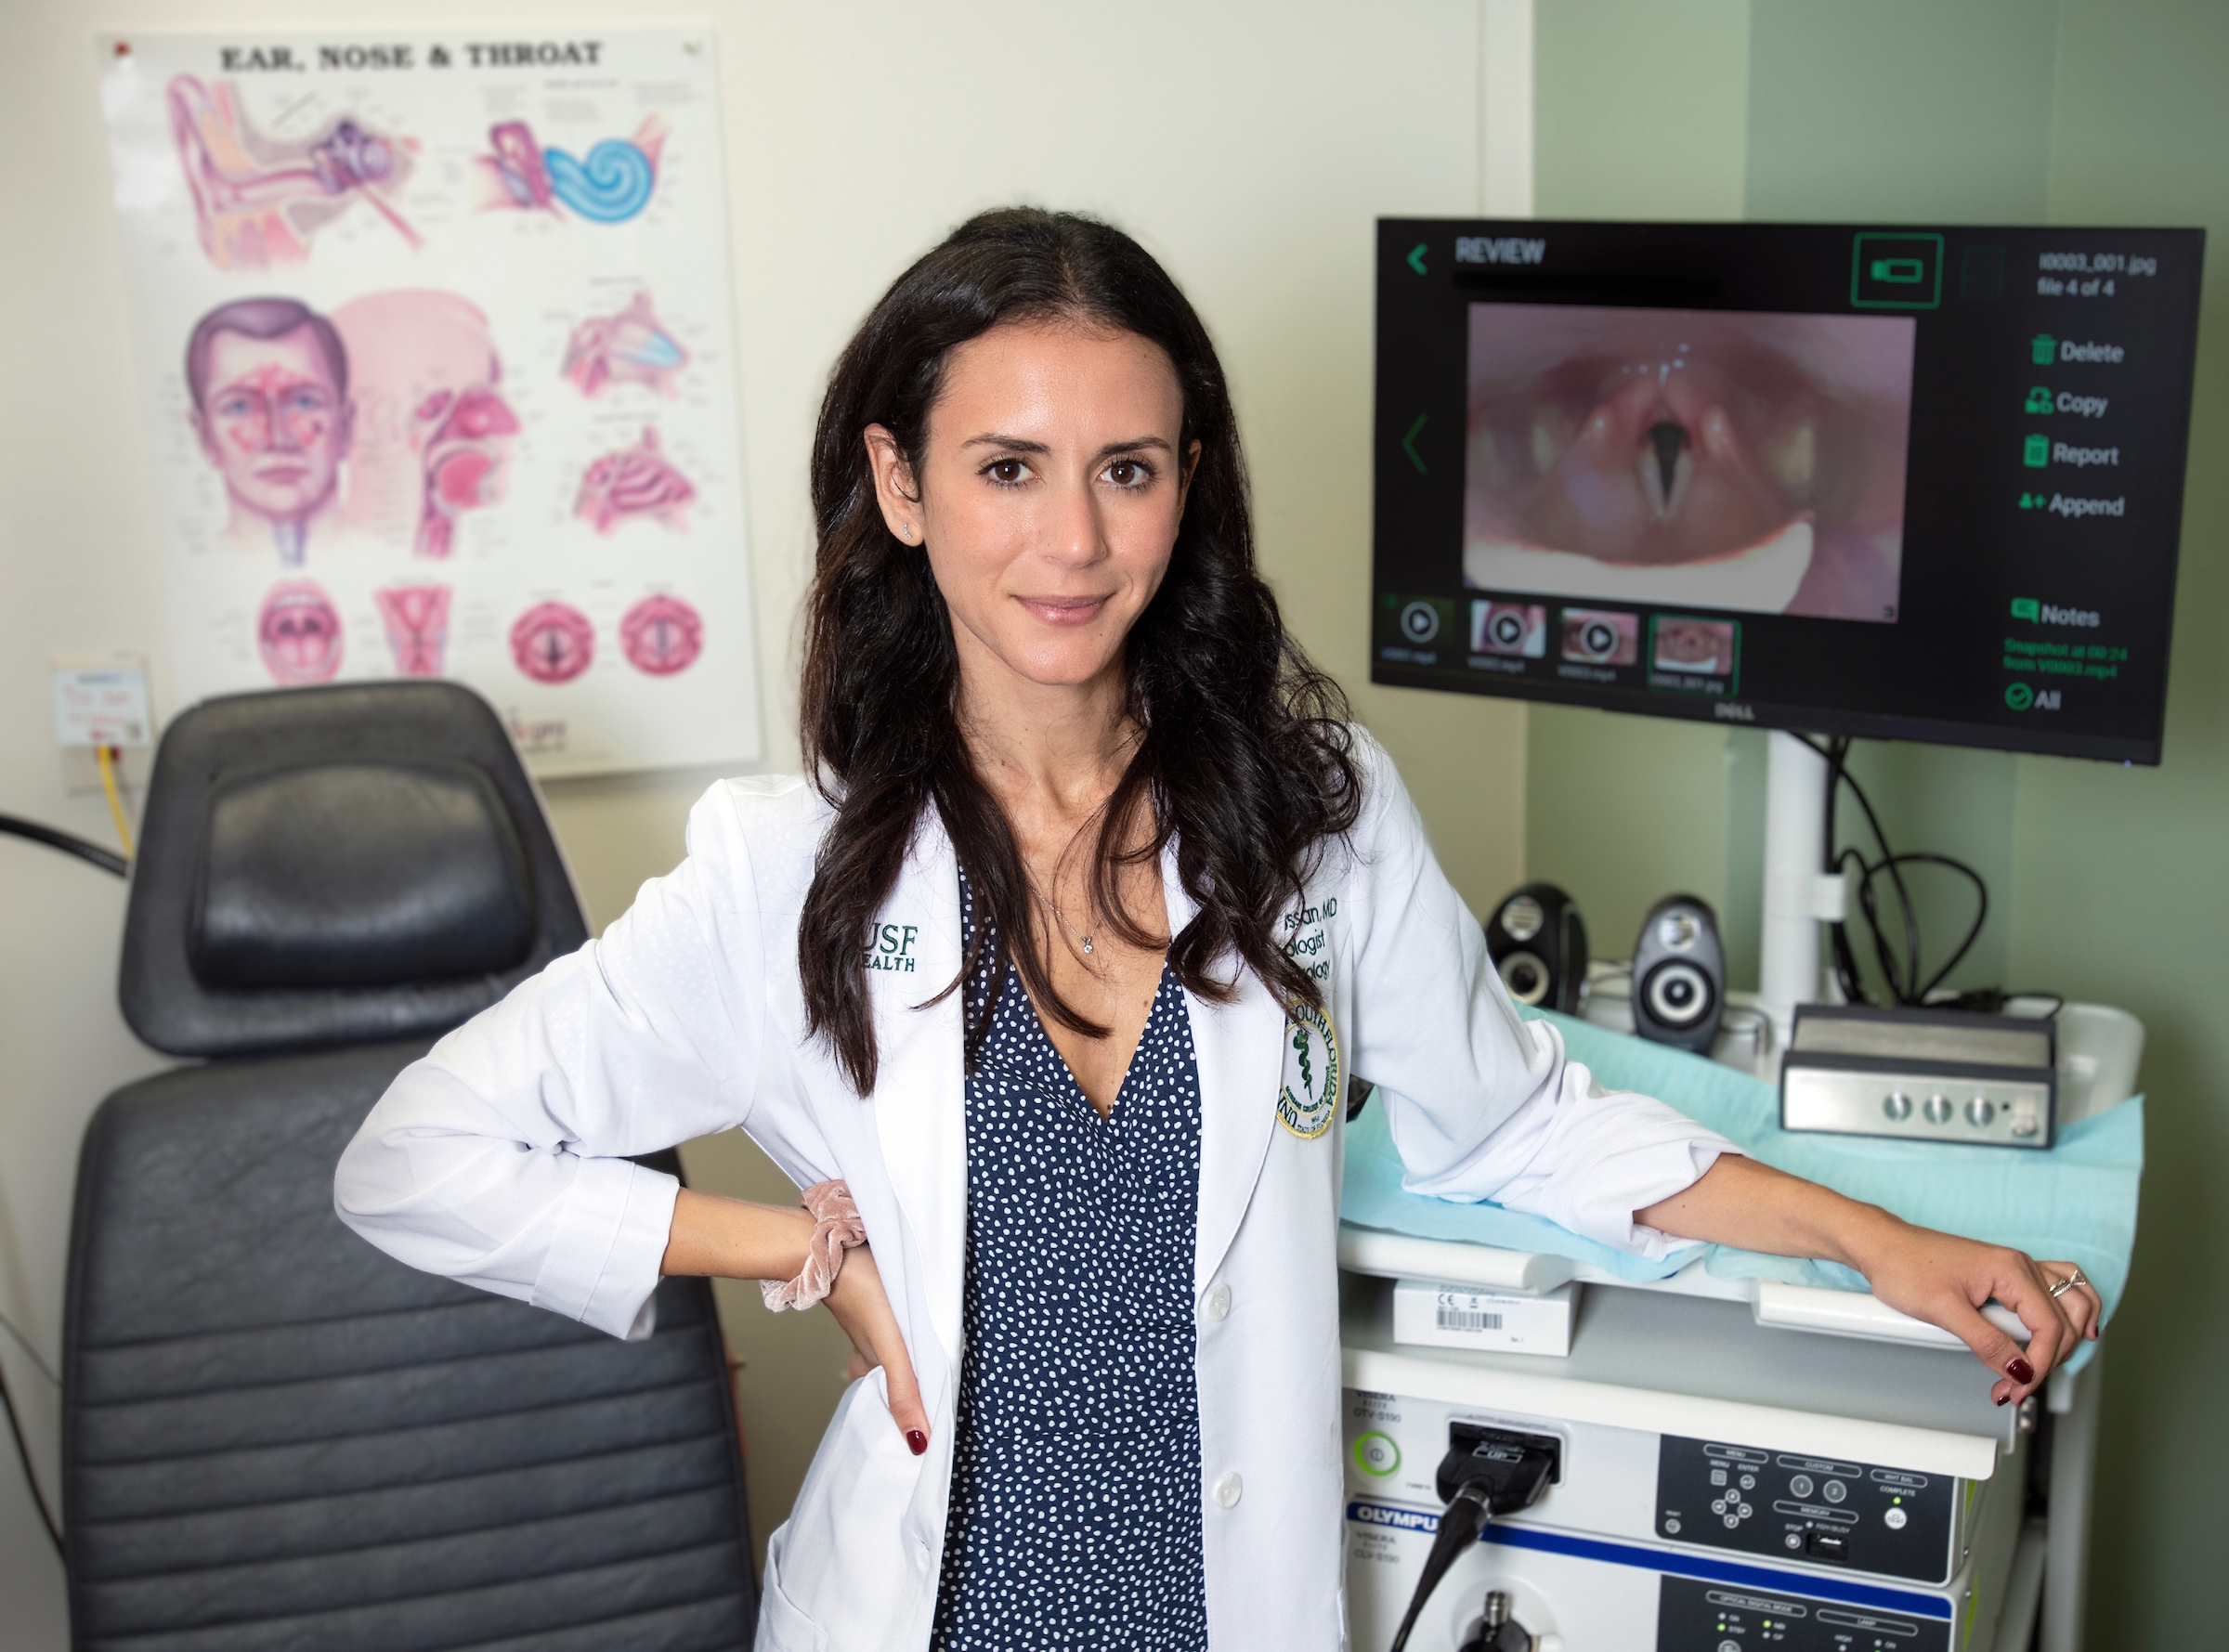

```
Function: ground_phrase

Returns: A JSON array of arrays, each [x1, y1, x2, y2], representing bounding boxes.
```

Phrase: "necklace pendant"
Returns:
[[1082, 936, 1094, 956]]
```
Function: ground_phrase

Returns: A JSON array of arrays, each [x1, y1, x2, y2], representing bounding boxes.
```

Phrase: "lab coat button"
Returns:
[[1206, 1284, 1232, 1321], [1213, 1472, 1243, 1509]]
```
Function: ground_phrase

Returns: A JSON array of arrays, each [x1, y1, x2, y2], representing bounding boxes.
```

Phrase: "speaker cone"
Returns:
[[1498, 951, 1551, 1006], [1642, 959, 1714, 1028]]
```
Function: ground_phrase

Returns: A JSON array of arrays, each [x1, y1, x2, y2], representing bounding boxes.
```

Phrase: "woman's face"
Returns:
[[868, 321, 1195, 699]]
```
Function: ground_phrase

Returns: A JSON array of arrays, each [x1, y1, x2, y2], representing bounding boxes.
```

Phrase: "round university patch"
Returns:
[[1277, 1001, 1341, 1139]]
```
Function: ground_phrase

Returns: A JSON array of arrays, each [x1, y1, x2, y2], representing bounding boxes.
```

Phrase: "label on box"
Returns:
[[1391, 1280, 1575, 1357]]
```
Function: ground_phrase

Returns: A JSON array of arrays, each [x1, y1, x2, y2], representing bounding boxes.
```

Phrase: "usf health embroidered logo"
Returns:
[[864, 923, 919, 974], [1277, 1001, 1340, 1139]]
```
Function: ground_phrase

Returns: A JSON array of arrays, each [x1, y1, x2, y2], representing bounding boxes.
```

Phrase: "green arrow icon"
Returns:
[[1407, 242, 1428, 276], [1401, 414, 1428, 474]]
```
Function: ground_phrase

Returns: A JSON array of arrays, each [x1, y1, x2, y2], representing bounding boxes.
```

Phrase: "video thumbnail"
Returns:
[[1472, 601, 1547, 657], [1463, 304, 1916, 622], [1561, 608, 1639, 667], [1651, 617, 1739, 677]]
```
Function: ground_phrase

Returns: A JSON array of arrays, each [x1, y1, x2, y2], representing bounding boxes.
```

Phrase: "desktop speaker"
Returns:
[[1631, 895, 1725, 1053], [1484, 883, 1587, 1014]]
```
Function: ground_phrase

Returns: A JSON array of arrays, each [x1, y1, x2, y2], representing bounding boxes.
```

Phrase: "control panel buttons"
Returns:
[[1824, 1479, 1848, 1503], [1789, 1473, 1815, 1498], [1966, 1096, 1997, 1127], [2011, 1111, 2040, 1138], [1739, 1474, 1755, 1490], [1884, 1091, 1913, 1121], [1923, 1093, 1955, 1125], [1885, 1506, 1910, 1530]]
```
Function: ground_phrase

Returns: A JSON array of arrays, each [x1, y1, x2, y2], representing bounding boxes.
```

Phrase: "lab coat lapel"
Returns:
[[1168, 842, 1287, 1295], [868, 815, 968, 1382]]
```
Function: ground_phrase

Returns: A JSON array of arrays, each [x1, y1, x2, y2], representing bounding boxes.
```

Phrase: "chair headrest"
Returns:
[[122, 683, 589, 1057]]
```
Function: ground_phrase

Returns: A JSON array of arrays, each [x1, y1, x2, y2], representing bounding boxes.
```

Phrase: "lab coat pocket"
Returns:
[[757, 1530, 830, 1652], [768, 1366, 932, 1644]]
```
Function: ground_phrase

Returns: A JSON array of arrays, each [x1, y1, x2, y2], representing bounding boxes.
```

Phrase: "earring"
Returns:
[[899, 523, 916, 541]]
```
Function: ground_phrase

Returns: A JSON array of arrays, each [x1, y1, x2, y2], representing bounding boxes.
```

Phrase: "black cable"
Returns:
[[0, 1356, 62, 1558], [1793, 735, 1989, 1008], [1389, 1482, 1491, 1652], [1386, 1437, 1556, 1652], [0, 1310, 59, 1388], [0, 813, 127, 878]]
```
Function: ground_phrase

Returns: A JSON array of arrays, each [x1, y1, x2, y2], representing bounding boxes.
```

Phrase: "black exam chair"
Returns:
[[61, 683, 756, 1651]]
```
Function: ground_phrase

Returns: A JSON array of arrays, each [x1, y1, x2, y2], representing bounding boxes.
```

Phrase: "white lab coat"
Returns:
[[334, 732, 1733, 1650]]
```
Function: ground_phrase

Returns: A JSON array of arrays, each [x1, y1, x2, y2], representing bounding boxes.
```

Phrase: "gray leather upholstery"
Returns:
[[67, 683, 755, 1649], [122, 684, 590, 1057]]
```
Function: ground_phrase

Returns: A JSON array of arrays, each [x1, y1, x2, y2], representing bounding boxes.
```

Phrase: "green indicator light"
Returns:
[[1352, 1431, 1401, 1476], [1870, 257, 1925, 283], [2032, 332, 2057, 365], [2025, 385, 2053, 413], [2024, 434, 2051, 467]]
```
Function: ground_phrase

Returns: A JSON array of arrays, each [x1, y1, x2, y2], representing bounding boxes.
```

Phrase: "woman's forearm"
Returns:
[[659, 1186, 816, 1280], [1635, 1152, 1902, 1271]]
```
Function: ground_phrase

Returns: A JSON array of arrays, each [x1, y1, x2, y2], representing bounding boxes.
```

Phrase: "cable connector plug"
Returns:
[[1388, 1436, 1557, 1652]]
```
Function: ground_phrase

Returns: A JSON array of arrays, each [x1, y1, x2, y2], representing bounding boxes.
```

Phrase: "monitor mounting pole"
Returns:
[[1758, 730, 1846, 1054]]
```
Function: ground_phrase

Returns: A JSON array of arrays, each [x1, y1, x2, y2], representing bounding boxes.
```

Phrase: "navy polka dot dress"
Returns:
[[929, 871, 1207, 1648]]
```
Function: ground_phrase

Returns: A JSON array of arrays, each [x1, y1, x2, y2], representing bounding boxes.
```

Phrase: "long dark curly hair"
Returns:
[[800, 207, 1362, 1094]]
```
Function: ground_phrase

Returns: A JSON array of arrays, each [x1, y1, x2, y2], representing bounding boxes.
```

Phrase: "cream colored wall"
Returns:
[[0, 0, 1530, 1629]]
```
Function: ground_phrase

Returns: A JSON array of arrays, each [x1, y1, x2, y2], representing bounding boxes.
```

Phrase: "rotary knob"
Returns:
[[1967, 1096, 1997, 1127], [1883, 1092, 1913, 1122], [1923, 1093, 1954, 1125]]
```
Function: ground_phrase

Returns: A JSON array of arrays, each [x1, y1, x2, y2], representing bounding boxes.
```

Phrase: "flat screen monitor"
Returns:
[[1371, 219, 2205, 763]]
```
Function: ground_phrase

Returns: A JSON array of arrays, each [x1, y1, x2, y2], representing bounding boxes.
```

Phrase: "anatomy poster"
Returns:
[[98, 30, 760, 777]]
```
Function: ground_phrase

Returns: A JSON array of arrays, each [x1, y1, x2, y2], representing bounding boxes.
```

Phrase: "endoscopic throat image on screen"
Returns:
[[1463, 304, 1917, 621]]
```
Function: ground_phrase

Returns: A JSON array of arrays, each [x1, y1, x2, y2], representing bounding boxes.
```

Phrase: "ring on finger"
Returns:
[[2048, 1266, 2089, 1300]]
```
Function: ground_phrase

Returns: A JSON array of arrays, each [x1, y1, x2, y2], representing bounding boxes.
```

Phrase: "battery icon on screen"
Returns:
[[1869, 258, 1926, 283]]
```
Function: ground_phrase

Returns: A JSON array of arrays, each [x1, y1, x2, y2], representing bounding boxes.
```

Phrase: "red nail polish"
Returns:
[[906, 1429, 928, 1456], [1996, 1395, 2009, 1407], [2007, 1358, 2035, 1385]]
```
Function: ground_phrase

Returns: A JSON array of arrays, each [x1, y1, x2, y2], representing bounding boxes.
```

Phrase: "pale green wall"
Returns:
[[1528, 3, 2228, 1642]]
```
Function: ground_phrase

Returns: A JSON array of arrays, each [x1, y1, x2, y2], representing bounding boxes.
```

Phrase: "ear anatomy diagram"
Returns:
[[563, 292, 688, 398], [575, 427, 696, 533], [331, 292, 519, 559], [619, 593, 704, 676], [374, 584, 452, 676], [188, 296, 354, 566], [475, 115, 667, 223], [257, 579, 345, 683], [167, 76, 421, 270], [511, 601, 595, 683]]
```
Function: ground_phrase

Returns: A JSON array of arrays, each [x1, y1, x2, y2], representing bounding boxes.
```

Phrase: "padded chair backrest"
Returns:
[[68, 682, 755, 1648], [121, 683, 590, 1058], [64, 1047, 755, 1652]]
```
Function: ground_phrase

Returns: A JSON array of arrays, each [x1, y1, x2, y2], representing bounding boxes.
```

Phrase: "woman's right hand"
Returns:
[[825, 1244, 932, 1456]]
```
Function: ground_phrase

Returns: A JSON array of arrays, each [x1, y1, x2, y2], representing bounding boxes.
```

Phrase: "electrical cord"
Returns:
[[1387, 1436, 1556, 1652], [1793, 735, 1990, 1008], [0, 1309, 59, 1388], [0, 813, 128, 878], [96, 745, 137, 860], [0, 1354, 62, 1558]]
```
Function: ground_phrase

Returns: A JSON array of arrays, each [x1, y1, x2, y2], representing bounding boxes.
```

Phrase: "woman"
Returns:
[[336, 209, 2098, 1650]]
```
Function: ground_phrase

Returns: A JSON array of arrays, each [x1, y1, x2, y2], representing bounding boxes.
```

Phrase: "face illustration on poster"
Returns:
[[106, 31, 763, 776], [186, 298, 355, 565]]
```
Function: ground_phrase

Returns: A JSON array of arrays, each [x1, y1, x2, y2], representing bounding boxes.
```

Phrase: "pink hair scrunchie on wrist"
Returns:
[[760, 1179, 865, 1311]]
